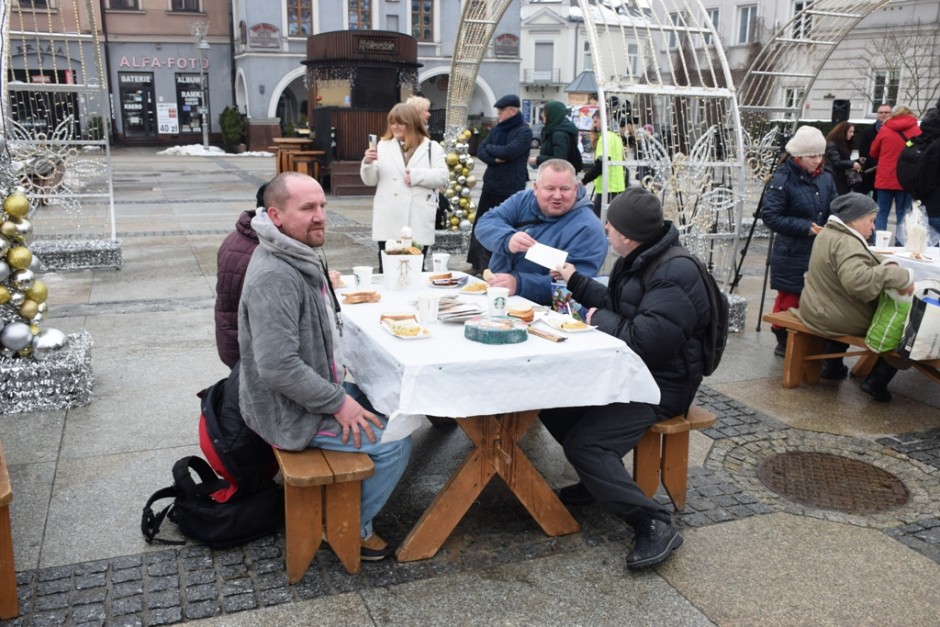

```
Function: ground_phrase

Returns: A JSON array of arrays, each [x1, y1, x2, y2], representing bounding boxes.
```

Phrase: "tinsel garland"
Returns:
[[0, 330, 93, 414], [728, 294, 747, 334], [431, 230, 471, 255], [28, 239, 123, 271]]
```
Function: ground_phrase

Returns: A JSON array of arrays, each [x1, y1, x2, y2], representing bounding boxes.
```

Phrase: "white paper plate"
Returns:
[[428, 272, 469, 288], [541, 313, 595, 333], [380, 320, 431, 339], [459, 283, 489, 295]]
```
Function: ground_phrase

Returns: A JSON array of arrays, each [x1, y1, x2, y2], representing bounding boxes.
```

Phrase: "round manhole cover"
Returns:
[[757, 452, 909, 514]]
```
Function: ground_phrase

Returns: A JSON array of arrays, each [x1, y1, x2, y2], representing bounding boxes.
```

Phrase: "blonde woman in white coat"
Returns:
[[361, 103, 448, 271]]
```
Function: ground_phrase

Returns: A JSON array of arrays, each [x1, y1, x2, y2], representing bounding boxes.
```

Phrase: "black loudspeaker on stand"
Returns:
[[831, 99, 851, 123]]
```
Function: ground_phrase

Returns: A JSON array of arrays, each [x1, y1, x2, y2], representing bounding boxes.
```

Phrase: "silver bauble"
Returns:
[[459, 219, 473, 232], [460, 187, 471, 197], [29, 254, 43, 272], [14, 219, 32, 237], [38, 302, 48, 314], [31, 328, 69, 360], [0, 239, 9, 256], [449, 196, 460, 207], [0, 260, 9, 282], [467, 201, 476, 211], [1, 348, 14, 359], [0, 137, 5, 152], [465, 158, 475, 171], [455, 209, 465, 219], [10, 292, 25, 307], [456, 142, 467, 153], [1, 322, 33, 351], [13, 269, 35, 290], [31, 312, 43, 323], [457, 175, 467, 185]]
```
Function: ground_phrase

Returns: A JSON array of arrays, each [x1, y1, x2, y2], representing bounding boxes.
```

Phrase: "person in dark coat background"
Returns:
[[857, 102, 892, 196], [466, 94, 532, 275], [917, 100, 940, 235], [529, 100, 581, 169], [214, 183, 266, 369], [761, 126, 837, 357], [825, 121, 862, 195], [543, 187, 711, 571]]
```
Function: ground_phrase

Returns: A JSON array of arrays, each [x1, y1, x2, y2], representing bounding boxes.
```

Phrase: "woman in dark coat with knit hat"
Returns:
[[542, 187, 711, 572], [761, 125, 838, 357], [529, 100, 581, 169]]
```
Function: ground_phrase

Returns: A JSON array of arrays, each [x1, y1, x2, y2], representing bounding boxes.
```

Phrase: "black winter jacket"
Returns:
[[535, 101, 581, 168], [824, 141, 856, 196], [215, 210, 259, 368], [918, 107, 940, 217], [476, 112, 533, 196], [565, 222, 709, 417], [762, 158, 837, 294]]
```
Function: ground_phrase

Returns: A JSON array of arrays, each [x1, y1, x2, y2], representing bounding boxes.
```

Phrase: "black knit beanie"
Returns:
[[606, 187, 664, 242]]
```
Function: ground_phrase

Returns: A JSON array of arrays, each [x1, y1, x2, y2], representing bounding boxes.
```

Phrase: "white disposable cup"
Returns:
[[875, 230, 892, 248], [487, 286, 510, 316], [416, 295, 440, 324], [352, 265, 373, 287], [432, 253, 450, 273]]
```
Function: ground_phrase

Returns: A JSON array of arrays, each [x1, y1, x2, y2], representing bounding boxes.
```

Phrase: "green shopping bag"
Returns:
[[865, 290, 912, 353]]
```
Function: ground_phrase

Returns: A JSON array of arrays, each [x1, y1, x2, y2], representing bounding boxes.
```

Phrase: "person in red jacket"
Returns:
[[870, 106, 922, 242]]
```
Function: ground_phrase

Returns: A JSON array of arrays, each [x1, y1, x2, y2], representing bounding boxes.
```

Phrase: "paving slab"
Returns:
[[658, 512, 940, 626]]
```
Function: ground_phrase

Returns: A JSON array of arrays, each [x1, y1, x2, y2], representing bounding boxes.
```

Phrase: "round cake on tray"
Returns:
[[464, 316, 528, 344]]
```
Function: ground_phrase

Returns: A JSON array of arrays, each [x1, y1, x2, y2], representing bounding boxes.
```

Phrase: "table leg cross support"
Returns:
[[395, 410, 579, 562]]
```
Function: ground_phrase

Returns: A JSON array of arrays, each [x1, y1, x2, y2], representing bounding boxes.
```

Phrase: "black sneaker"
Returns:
[[773, 341, 787, 357], [860, 380, 892, 403], [820, 362, 848, 380], [558, 482, 595, 506], [627, 519, 683, 570]]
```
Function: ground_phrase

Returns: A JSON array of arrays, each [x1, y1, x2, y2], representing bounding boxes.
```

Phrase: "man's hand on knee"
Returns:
[[334, 395, 384, 448]]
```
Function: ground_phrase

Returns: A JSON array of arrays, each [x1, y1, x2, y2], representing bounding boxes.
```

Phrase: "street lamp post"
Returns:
[[190, 21, 210, 150]]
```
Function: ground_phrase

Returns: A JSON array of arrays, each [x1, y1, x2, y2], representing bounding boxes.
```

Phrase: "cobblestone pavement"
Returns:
[[6, 387, 938, 626]]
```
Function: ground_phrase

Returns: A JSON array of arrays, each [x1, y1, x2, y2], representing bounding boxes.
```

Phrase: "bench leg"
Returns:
[[660, 432, 690, 510], [782, 332, 824, 388], [851, 351, 878, 378], [282, 484, 323, 584], [0, 506, 18, 620], [324, 481, 362, 575], [633, 430, 661, 499]]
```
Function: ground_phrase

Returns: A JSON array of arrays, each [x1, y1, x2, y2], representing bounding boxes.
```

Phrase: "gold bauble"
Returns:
[[20, 299, 39, 319], [459, 198, 469, 208], [7, 246, 32, 270], [444, 188, 455, 198], [18, 347, 32, 357], [25, 280, 48, 304], [0, 286, 9, 304], [1, 221, 17, 237], [445, 152, 460, 167], [451, 225, 459, 231], [449, 216, 460, 226], [30, 324, 41, 335], [468, 212, 476, 223], [462, 168, 470, 177], [3, 192, 30, 219]]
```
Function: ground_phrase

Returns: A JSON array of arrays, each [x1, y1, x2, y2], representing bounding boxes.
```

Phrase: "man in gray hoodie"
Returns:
[[238, 172, 411, 561]]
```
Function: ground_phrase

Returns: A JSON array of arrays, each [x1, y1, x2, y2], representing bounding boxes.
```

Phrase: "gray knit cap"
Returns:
[[785, 126, 826, 157], [606, 187, 664, 242], [831, 192, 878, 223]]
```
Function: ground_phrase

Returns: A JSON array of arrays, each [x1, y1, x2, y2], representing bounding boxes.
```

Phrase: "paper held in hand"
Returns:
[[524, 242, 568, 270]]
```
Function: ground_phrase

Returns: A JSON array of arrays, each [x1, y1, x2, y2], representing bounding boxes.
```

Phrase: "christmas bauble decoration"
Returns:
[[457, 175, 467, 185], [3, 192, 29, 219], [31, 328, 69, 360], [459, 219, 473, 232], [14, 219, 32, 238], [25, 280, 48, 304], [7, 246, 32, 270], [19, 299, 39, 320], [32, 313, 43, 323], [450, 216, 460, 226], [13, 269, 34, 290], [444, 188, 455, 198], [468, 212, 476, 222], [446, 153, 460, 167], [0, 286, 9, 304], [465, 175, 477, 188], [29, 254, 42, 272], [0, 260, 9, 282], [0, 239, 9, 258], [38, 302, 48, 314], [1, 322, 33, 351], [460, 187, 471, 198], [10, 292, 25, 307], [0, 221, 16, 237]]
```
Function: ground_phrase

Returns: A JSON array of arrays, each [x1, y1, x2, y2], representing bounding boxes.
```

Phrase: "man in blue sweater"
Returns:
[[475, 159, 608, 305]]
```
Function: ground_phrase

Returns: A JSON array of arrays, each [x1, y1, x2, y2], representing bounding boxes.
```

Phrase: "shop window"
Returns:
[[118, 72, 157, 138]]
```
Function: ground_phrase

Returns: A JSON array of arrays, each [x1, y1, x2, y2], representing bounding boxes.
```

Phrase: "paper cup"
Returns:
[[432, 253, 450, 273], [487, 286, 510, 316], [352, 265, 373, 287], [875, 230, 892, 248], [416, 294, 440, 324]]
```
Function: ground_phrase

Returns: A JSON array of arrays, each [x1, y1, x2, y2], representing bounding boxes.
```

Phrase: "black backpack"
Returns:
[[642, 246, 729, 376], [895, 130, 940, 200], [141, 456, 284, 549], [568, 135, 584, 173]]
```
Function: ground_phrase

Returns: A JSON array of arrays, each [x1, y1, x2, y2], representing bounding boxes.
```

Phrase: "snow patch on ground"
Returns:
[[156, 144, 274, 157]]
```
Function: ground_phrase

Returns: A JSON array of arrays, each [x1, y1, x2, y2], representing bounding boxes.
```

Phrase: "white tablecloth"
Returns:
[[874, 247, 940, 282], [337, 275, 660, 441]]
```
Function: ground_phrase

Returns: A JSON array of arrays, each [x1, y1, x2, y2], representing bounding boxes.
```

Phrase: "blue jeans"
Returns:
[[310, 382, 412, 538], [875, 189, 912, 240]]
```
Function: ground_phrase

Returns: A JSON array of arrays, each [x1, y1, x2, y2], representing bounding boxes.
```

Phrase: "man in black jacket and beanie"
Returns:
[[467, 94, 533, 274], [917, 99, 940, 234], [543, 187, 711, 570]]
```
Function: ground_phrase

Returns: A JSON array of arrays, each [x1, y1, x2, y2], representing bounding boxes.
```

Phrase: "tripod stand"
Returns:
[[729, 178, 776, 331]]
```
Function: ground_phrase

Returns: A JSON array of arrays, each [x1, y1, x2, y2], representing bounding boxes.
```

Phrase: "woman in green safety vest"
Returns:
[[582, 111, 626, 218]]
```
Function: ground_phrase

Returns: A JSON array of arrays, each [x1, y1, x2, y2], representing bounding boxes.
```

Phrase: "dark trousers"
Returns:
[[540, 402, 672, 528], [466, 191, 511, 271]]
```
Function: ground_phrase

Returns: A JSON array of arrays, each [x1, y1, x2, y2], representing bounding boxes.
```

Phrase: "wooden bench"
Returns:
[[0, 439, 18, 619], [633, 406, 717, 510], [273, 448, 373, 583], [762, 310, 940, 388]]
